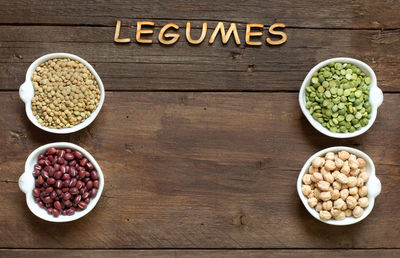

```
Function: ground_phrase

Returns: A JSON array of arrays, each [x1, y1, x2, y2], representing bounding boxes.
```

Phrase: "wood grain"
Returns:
[[0, 92, 398, 248], [0, 0, 399, 29], [1, 249, 400, 258], [0, 27, 398, 91]]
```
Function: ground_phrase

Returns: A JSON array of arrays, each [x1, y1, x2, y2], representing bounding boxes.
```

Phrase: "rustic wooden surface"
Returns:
[[0, 0, 399, 256]]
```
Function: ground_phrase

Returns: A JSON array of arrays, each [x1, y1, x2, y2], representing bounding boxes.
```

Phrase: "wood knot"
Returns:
[[257, 160, 266, 170], [232, 214, 248, 226], [247, 64, 255, 72], [230, 51, 241, 60]]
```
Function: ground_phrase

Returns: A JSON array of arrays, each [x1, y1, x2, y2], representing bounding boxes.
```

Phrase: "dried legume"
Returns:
[[302, 150, 370, 221], [32, 147, 100, 217], [305, 62, 372, 133], [31, 58, 101, 129]]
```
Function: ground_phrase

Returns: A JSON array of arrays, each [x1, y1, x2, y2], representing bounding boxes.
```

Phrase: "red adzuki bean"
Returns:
[[31, 147, 100, 217]]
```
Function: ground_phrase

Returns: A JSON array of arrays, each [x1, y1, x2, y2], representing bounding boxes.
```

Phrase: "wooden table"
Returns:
[[1, 1, 399, 257]]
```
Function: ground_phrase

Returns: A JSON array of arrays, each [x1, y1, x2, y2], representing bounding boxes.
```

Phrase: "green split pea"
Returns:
[[305, 62, 372, 133]]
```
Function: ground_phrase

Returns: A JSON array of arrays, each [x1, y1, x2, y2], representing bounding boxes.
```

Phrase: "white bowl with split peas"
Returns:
[[299, 57, 384, 138], [297, 146, 381, 226], [18, 53, 105, 134]]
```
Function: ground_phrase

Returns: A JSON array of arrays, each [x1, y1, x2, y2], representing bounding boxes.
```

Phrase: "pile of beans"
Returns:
[[302, 150, 369, 220], [32, 147, 100, 217], [305, 62, 372, 133], [31, 58, 101, 129]]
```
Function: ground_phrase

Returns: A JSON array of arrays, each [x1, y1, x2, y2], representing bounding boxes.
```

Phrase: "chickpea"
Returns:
[[336, 173, 348, 184], [349, 159, 359, 170], [314, 188, 321, 199], [340, 164, 350, 175], [338, 151, 350, 161], [308, 166, 319, 174], [325, 152, 335, 161], [334, 211, 346, 220], [323, 173, 334, 184], [311, 173, 323, 183], [302, 184, 312, 196], [357, 158, 366, 168], [353, 206, 364, 218], [356, 178, 364, 187], [358, 197, 369, 208], [331, 189, 340, 200], [332, 170, 340, 180], [319, 191, 332, 202], [331, 208, 341, 217], [349, 187, 358, 196], [307, 191, 315, 199], [308, 197, 318, 208], [324, 160, 336, 171], [320, 210, 332, 220], [350, 169, 360, 177], [340, 189, 349, 200], [328, 186, 333, 194], [359, 172, 369, 183], [322, 200, 333, 211], [302, 174, 312, 185], [359, 186, 368, 197], [312, 157, 325, 168], [315, 202, 323, 212], [346, 196, 357, 209], [334, 198, 345, 210], [335, 157, 344, 169], [349, 154, 357, 162], [332, 181, 341, 190], [347, 176, 357, 187], [317, 181, 330, 191], [304, 151, 370, 221], [345, 209, 352, 217]]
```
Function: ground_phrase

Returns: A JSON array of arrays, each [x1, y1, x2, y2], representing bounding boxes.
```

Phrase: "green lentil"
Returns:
[[31, 58, 101, 129], [305, 62, 372, 133]]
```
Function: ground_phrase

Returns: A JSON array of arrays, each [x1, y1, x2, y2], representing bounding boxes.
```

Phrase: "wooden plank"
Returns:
[[0, 92, 397, 248], [0, 0, 399, 29], [1, 249, 400, 258], [0, 27, 399, 91]]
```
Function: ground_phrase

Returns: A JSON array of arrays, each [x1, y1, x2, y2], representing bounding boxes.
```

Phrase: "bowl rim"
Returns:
[[298, 57, 383, 138], [297, 146, 381, 226], [18, 53, 105, 134], [18, 142, 104, 222]]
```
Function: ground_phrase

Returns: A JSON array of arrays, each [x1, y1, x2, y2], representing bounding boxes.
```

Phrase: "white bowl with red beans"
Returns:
[[18, 142, 104, 222]]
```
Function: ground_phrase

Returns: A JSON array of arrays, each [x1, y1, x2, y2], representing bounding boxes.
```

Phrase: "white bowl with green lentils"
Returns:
[[297, 146, 381, 226], [19, 53, 105, 134], [299, 57, 383, 138]]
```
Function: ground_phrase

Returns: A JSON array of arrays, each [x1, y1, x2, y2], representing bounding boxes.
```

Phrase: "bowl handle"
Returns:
[[370, 86, 383, 108], [19, 81, 34, 103], [19, 172, 33, 194], [368, 175, 382, 198]]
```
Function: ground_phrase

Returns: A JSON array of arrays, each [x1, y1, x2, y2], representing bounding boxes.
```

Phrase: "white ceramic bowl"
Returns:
[[19, 53, 105, 134], [18, 142, 104, 222], [299, 57, 383, 138], [297, 146, 381, 226]]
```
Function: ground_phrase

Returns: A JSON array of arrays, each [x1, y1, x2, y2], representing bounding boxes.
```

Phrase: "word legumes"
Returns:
[[305, 62, 372, 133], [31, 58, 101, 129], [32, 147, 100, 217], [302, 151, 369, 220]]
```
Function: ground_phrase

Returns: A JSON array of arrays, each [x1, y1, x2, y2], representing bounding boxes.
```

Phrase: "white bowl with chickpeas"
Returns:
[[19, 53, 105, 134], [297, 147, 381, 225]]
